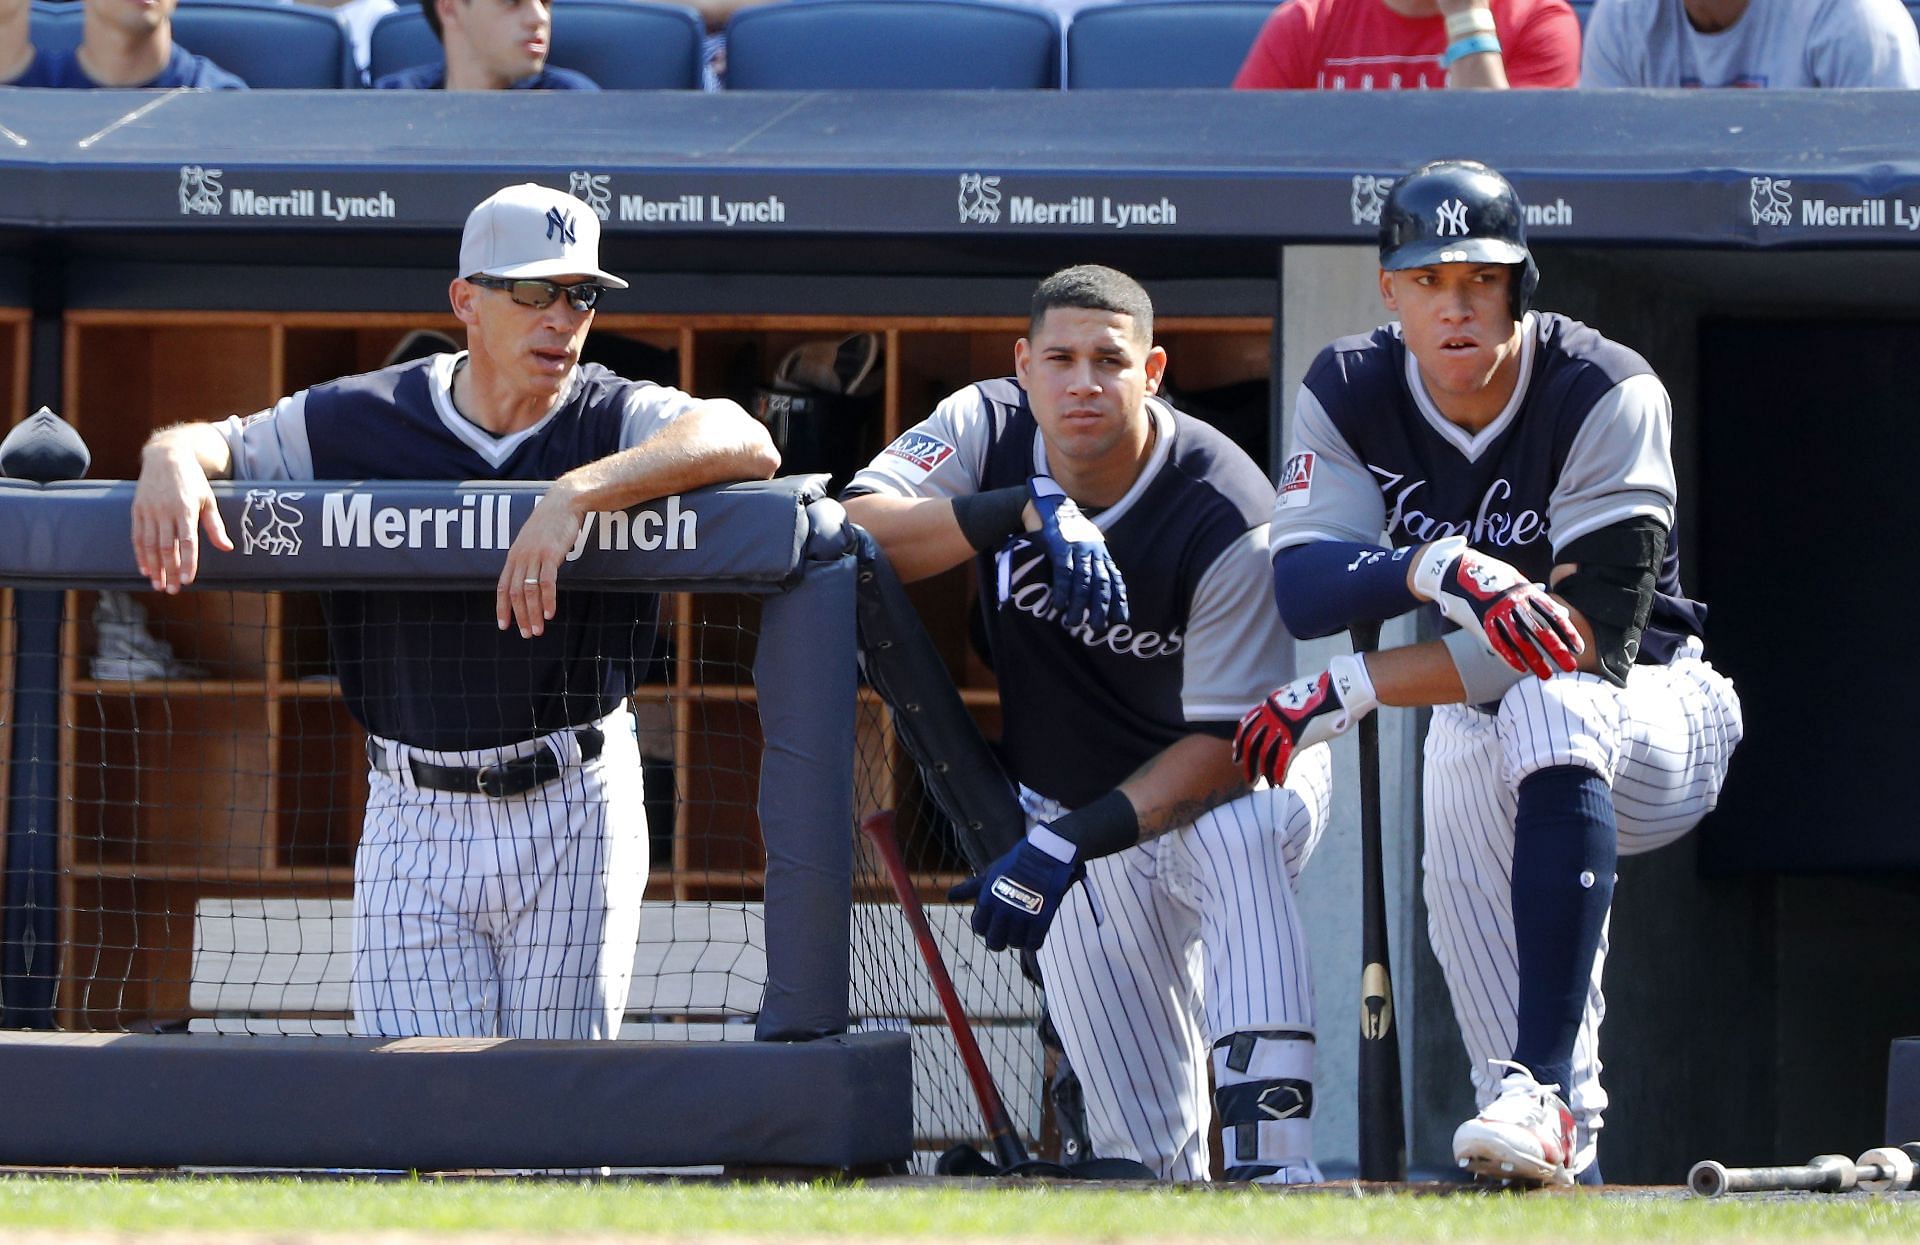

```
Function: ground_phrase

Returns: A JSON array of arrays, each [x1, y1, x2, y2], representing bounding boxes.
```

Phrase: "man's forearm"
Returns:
[[1118, 733, 1249, 843], [841, 493, 980, 583], [142, 422, 234, 480], [557, 400, 777, 514]]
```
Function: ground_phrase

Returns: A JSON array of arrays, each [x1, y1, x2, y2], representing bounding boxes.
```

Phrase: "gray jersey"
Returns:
[[1581, 0, 1920, 86], [1271, 312, 1705, 663]]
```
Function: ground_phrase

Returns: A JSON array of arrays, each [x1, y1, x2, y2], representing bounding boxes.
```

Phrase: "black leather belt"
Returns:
[[367, 727, 605, 799]]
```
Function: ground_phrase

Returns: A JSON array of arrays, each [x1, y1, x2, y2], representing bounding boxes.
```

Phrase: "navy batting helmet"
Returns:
[[1378, 159, 1538, 321]]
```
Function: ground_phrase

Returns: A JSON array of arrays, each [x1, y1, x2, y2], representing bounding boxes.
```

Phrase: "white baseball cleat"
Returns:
[[1452, 1060, 1576, 1187]]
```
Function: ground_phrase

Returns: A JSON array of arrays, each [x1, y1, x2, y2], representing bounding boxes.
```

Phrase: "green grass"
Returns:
[[0, 1178, 1916, 1240]]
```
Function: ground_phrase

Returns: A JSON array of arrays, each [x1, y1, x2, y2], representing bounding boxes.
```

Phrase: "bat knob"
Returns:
[[1688, 1160, 1730, 1198]]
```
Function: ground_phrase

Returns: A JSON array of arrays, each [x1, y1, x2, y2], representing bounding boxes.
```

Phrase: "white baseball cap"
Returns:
[[458, 183, 628, 289]]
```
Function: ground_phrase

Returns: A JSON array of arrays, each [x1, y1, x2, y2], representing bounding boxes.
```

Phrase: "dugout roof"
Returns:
[[0, 89, 1916, 247]]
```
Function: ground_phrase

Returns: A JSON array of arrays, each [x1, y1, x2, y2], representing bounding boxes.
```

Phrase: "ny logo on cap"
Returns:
[[545, 206, 577, 245], [1434, 198, 1469, 236]]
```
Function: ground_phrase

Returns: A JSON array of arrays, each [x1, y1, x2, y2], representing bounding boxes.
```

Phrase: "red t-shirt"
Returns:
[[1232, 0, 1580, 90]]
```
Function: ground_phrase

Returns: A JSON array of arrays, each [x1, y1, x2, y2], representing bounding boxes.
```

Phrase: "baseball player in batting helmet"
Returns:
[[130, 182, 778, 1039], [1235, 159, 1742, 1185]]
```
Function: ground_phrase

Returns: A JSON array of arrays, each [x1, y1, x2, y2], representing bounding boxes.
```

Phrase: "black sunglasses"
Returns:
[[466, 275, 606, 313]]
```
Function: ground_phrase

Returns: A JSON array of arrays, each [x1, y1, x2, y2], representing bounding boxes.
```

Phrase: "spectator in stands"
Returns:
[[1581, 0, 1920, 85], [687, 0, 780, 87], [49, 0, 247, 88], [0, 0, 56, 85], [375, 0, 596, 89], [1233, 0, 1580, 88], [300, 0, 396, 80]]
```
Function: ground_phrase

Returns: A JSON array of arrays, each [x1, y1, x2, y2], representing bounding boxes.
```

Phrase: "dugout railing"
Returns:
[[0, 473, 913, 1171]]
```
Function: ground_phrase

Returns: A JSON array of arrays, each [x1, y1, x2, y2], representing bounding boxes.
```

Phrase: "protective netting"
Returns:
[[31, 581, 1037, 1164], [56, 586, 766, 1037], [847, 698, 1049, 1169]]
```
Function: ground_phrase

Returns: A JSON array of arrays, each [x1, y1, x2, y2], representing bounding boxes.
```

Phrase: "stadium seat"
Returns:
[[724, 0, 1061, 89], [26, 3, 78, 54], [366, 0, 705, 89], [1066, 1, 1275, 88], [29, 0, 356, 87]]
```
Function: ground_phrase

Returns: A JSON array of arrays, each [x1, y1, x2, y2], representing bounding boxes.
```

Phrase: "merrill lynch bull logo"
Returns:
[[1350, 175, 1393, 227], [1750, 176, 1793, 227], [179, 166, 224, 216], [241, 489, 304, 556], [569, 171, 612, 222], [958, 173, 1002, 224]]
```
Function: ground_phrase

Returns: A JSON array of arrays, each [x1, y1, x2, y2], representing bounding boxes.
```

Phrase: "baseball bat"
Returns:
[[859, 809, 1066, 1176], [1688, 1154, 1857, 1197], [1689, 1144, 1920, 1197], [1351, 621, 1407, 1183]]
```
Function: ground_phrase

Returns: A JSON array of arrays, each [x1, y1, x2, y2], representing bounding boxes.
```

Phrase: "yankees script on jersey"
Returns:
[[849, 380, 1287, 807], [1273, 312, 1742, 1171], [219, 351, 699, 1038], [847, 380, 1332, 1178]]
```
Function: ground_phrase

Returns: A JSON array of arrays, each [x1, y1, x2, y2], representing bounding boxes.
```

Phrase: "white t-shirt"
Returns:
[[1581, 0, 1920, 86], [298, 0, 396, 75]]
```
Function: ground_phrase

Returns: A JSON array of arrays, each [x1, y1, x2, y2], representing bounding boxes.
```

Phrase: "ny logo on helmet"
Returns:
[[545, 206, 577, 244], [1435, 198, 1470, 236]]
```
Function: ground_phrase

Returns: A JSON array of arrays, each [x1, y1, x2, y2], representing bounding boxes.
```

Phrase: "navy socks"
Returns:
[[1509, 765, 1617, 1095]]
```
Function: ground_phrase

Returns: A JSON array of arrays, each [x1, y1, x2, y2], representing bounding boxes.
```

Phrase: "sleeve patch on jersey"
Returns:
[[1276, 452, 1314, 509], [878, 431, 956, 482]]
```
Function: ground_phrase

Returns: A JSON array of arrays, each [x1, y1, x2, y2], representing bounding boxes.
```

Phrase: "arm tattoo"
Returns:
[[1124, 746, 1250, 844]]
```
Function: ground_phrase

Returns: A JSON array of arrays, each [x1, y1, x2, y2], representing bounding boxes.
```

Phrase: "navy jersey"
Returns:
[[373, 63, 600, 89], [1272, 312, 1706, 663], [847, 378, 1292, 808], [45, 45, 248, 89], [7, 50, 57, 87], [220, 353, 698, 749]]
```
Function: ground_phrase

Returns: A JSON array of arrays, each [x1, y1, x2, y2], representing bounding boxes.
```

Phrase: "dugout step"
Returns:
[[0, 1030, 909, 1172]]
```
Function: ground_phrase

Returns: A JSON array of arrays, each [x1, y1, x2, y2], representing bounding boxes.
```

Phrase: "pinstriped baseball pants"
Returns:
[[351, 705, 650, 1039], [1028, 743, 1333, 1181], [1422, 641, 1742, 1171]]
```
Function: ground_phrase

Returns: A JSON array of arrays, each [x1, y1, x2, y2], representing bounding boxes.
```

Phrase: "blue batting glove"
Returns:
[[1027, 475, 1128, 632], [947, 829, 1084, 953]]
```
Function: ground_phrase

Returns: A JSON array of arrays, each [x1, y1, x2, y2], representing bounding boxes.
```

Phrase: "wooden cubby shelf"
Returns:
[[46, 307, 1273, 1028]]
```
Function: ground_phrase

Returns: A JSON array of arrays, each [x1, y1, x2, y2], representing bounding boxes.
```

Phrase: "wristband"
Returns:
[[1040, 789, 1141, 862], [950, 486, 1030, 553], [1326, 652, 1379, 720], [1411, 534, 1469, 601], [1442, 32, 1502, 66], [1444, 7, 1498, 41]]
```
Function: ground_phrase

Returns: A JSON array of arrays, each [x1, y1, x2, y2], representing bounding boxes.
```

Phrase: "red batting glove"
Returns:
[[1234, 656, 1373, 786], [1413, 536, 1583, 680]]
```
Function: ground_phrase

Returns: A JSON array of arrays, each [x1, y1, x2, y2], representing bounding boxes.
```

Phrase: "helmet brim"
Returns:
[[1380, 236, 1529, 271]]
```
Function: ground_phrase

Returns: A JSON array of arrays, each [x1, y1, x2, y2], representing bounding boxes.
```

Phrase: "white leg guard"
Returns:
[[1212, 1029, 1322, 1184]]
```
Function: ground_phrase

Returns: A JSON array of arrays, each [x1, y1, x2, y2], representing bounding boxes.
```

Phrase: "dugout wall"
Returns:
[[0, 475, 912, 1170], [3, 89, 1920, 1180]]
